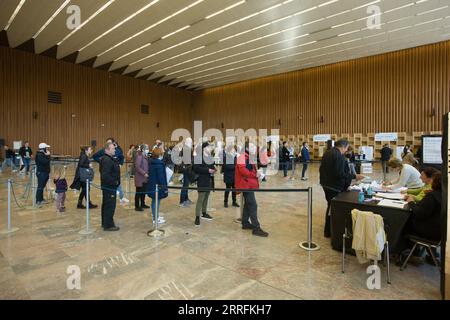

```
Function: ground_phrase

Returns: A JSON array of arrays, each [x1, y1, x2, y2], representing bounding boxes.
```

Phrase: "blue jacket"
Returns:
[[93, 145, 124, 165], [147, 158, 168, 199], [301, 147, 310, 162]]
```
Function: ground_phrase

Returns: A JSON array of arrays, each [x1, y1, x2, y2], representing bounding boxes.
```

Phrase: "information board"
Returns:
[[422, 135, 442, 165]]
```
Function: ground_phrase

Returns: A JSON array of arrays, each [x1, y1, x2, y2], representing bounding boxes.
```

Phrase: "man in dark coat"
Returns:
[[222, 145, 239, 208], [35, 143, 51, 207], [320, 139, 363, 238], [70, 146, 97, 209], [100, 142, 121, 231], [380, 143, 393, 178]]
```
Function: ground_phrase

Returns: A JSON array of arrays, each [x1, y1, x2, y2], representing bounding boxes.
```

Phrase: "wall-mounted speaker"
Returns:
[[221, 122, 224, 129], [320, 116, 325, 123], [91, 140, 97, 148], [156, 122, 160, 128], [32, 111, 38, 120], [278, 119, 281, 126]]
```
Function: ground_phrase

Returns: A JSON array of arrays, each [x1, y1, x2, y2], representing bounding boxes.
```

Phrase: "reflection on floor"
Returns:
[[0, 163, 441, 300]]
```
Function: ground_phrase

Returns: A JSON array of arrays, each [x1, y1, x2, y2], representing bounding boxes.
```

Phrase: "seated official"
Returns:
[[385, 159, 423, 190], [405, 172, 442, 242], [403, 167, 439, 203]]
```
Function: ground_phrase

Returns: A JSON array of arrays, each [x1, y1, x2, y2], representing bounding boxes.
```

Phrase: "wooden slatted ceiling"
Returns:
[[0, 46, 193, 156], [193, 40, 450, 135]]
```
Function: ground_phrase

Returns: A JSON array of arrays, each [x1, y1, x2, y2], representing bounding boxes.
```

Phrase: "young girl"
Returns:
[[54, 166, 68, 213]]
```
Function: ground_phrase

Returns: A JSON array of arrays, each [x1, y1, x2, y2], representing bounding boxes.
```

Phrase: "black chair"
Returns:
[[342, 211, 391, 284], [400, 235, 441, 271]]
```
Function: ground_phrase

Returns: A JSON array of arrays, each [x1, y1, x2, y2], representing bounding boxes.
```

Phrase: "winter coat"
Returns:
[[320, 147, 355, 192], [35, 151, 51, 173], [100, 154, 121, 189], [194, 155, 215, 191], [70, 152, 90, 190], [222, 151, 236, 184], [134, 151, 149, 188], [407, 190, 442, 241], [301, 147, 310, 162], [235, 152, 259, 193], [147, 158, 168, 199]]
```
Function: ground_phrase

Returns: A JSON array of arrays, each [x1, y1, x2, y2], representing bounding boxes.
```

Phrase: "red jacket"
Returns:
[[235, 152, 259, 193]]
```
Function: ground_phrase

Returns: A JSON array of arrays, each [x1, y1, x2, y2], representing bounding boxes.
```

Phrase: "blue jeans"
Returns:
[[1, 158, 17, 172], [36, 171, 49, 202], [281, 162, 288, 177], [117, 184, 124, 199], [22, 157, 31, 173], [180, 172, 190, 203], [151, 198, 161, 220]]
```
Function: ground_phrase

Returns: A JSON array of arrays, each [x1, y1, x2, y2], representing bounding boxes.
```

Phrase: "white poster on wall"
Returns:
[[13, 141, 22, 150], [313, 134, 331, 142], [422, 136, 442, 164], [359, 146, 374, 161], [375, 132, 398, 142], [396, 146, 404, 160]]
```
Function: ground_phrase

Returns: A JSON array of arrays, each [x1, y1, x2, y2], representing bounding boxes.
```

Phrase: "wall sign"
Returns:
[[313, 134, 331, 142], [375, 132, 398, 142]]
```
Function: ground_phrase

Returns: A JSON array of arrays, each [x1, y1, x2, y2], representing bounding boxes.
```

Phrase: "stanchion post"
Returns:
[[32, 167, 37, 207], [0, 179, 19, 234], [79, 179, 95, 235], [147, 184, 165, 237], [299, 187, 320, 251]]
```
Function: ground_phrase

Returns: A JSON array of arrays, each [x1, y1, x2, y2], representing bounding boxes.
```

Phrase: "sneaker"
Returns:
[[301, 177, 308, 181], [186, 199, 194, 205], [153, 217, 166, 225], [232, 202, 240, 208], [77, 204, 86, 209], [252, 228, 269, 237], [142, 204, 150, 209], [179, 202, 190, 208], [224, 202, 229, 208], [290, 177, 296, 181], [104, 226, 120, 232], [242, 223, 256, 230], [120, 197, 130, 204], [135, 207, 144, 212], [88, 203, 98, 209], [195, 217, 200, 226], [41, 200, 49, 204], [201, 213, 213, 220]]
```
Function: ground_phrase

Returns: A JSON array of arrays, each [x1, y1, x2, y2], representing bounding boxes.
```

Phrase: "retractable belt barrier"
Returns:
[[1, 177, 321, 252]]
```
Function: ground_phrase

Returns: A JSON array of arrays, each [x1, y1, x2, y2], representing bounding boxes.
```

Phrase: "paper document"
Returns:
[[375, 193, 405, 200], [377, 199, 407, 209]]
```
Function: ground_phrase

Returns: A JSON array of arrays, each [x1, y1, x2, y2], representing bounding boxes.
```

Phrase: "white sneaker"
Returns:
[[120, 197, 130, 205], [153, 217, 166, 225]]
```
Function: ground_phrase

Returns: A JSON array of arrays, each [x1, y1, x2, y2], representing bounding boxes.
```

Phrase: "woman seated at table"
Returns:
[[403, 167, 439, 203], [405, 172, 442, 242], [384, 159, 423, 191]]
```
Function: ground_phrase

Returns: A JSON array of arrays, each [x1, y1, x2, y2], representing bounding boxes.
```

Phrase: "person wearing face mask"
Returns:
[[235, 142, 268, 237], [222, 145, 239, 208], [179, 137, 194, 208], [35, 143, 51, 207], [385, 159, 423, 191], [134, 144, 150, 212], [193, 142, 216, 226], [70, 146, 98, 209], [100, 142, 121, 231], [320, 139, 364, 238], [147, 147, 168, 225]]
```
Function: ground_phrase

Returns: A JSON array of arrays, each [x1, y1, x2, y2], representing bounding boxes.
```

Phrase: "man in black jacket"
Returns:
[[320, 139, 363, 238], [380, 144, 393, 179], [100, 142, 121, 231], [280, 141, 290, 178], [35, 143, 51, 207], [19, 141, 32, 174]]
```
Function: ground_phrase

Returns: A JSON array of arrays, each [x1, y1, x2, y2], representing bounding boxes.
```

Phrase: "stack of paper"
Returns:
[[377, 199, 407, 209], [375, 193, 405, 200]]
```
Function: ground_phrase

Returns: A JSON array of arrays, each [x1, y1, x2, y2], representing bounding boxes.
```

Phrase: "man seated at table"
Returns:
[[403, 167, 439, 203], [384, 159, 423, 191]]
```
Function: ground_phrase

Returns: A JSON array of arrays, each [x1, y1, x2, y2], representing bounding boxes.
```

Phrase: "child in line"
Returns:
[[54, 166, 68, 213]]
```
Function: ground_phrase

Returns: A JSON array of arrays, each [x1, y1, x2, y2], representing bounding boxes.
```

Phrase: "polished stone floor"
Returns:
[[0, 163, 441, 300]]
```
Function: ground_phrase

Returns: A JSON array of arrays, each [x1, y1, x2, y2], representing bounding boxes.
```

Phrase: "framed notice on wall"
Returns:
[[375, 132, 398, 142], [313, 134, 331, 142], [422, 135, 443, 165]]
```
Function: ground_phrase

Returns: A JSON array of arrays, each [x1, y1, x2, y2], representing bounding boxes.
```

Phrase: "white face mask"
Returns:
[[248, 144, 257, 155]]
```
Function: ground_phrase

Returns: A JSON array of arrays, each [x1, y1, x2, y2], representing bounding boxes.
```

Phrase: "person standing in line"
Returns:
[[147, 147, 168, 225], [380, 143, 393, 179], [127, 144, 137, 177], [35, 143, 51, 207], [53, 166, 68, 213], [134, 144, 150, 212], [300, 142, 310, 181], [193, 142, 216, 226], [71, 146, 98, 209], [235, 142, 269, 237], [19, 141, 32, 175], [100, 142, 121, 232], [179, 138, 194, 208], [258, 145, 269, 182], [223, 145, 239, 208], [1, 145, 17, 173], [288, 141, 297, 180], [280, 141, 290, 178], [93, 138, 130, 205], [319, 139, 364, 238]]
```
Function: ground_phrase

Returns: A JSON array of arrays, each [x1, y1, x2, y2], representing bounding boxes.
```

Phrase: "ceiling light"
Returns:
[[4, 0, 26, 31], [161, 25, 190, 39], [33, 0, 71, 38], [205, 0, 246, 19]]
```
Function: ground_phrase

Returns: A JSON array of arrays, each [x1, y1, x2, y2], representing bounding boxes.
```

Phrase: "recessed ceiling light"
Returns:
[[4, 0, 26, 31], [33, 0, 71, 39]]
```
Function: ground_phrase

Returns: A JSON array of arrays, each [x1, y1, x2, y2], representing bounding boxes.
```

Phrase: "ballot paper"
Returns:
[[377, 199, 407, 209], [375, 193, 405, 200]]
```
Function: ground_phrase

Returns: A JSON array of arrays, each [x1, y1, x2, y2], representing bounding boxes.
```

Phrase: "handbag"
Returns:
[[79, 167, 94, 182]]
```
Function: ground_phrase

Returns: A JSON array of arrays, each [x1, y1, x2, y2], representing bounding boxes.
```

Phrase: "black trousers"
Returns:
[[78, 182, 87, 205], [135, 184, 147, 208], [323, 188, 340, 238], [242, 192, 260, 228], [224, 182, 237, 203], [102, 188, 117, 229]]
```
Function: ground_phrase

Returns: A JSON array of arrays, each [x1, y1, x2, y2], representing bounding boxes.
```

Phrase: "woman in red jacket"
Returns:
[[236, 142, 269, 237]]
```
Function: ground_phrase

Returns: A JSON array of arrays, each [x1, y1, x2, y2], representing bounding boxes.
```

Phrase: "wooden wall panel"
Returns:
[[0, 46, 193, 156], [194, 41, 450, 136]]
